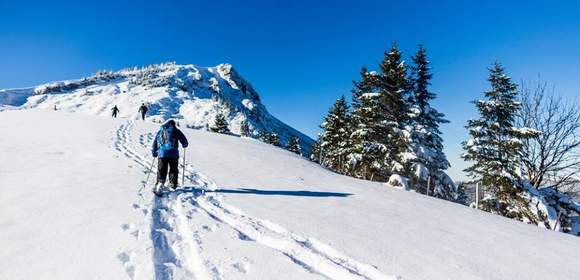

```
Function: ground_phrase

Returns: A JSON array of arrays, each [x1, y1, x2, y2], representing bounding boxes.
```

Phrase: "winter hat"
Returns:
[[163, 119, 176, 127]]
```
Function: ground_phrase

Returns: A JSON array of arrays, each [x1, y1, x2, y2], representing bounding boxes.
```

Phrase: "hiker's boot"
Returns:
[[153, 181, 165, 196]]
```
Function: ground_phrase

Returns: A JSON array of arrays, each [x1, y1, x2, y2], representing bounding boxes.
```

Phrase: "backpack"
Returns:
[[158, 125, 178, 151]]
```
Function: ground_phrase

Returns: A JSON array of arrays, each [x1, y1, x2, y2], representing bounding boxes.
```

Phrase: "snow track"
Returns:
[[113, 120, 395, 280], [194, 196, 393, 280], [115, 121, 212, 280], [151, 195, 212, 280]]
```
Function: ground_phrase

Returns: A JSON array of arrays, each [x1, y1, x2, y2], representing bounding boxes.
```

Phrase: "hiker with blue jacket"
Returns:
[[152, 119, 188, 194]]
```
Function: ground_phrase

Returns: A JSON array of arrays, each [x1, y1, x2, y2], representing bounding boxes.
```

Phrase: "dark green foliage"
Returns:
[[407, 45, 451, 197], [351, 66, 379, 109], [210, 112, 231, 134], [462, 62, 540, 216], [318, 96, 353, 174], [268, 132, 281, 147], [258, 130, 268, 142], [317, 43, 456, 202], [310, 139, 322, 162], [348, 43, 410, 180], [259, 130, 281, 147], [349, 92, 387, 180], [240, 120, 250, 137], [377, 43, 411, 126], [286, 137, 301, 155]]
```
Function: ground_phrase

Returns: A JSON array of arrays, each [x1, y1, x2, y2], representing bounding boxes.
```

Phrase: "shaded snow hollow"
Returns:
[[0, 110, 579, 280]]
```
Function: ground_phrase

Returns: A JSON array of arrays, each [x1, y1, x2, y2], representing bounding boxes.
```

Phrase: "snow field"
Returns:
[[1, 110, 579, 280], [115, 119, 395, 280]]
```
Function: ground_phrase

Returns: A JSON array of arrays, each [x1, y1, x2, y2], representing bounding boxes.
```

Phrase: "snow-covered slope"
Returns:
[[1, 109, 579, 280], [0, 62, 313, 151]]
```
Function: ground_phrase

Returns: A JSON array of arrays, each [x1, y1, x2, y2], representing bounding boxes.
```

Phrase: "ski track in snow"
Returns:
[[115, 121, 213, 280], [114, 120, 396, 280]]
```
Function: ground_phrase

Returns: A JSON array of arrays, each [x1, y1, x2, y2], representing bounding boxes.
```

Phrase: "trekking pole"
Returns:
[[182, 148, 187, 187], [139, 158, 155, 193]]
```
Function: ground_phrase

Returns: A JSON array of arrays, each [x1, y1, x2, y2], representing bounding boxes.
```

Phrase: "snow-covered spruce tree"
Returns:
[[462, 62, 540, 221], [351, 67, 380, 110], [268, 132, 281, 147], [210, 112, 231, 134], [259, 131, 281, 147], [310, 139, 322, 162], [286, 137, 302, 155], [349, 91, 388, 180], [318, 96, 352, 174], [348, 43, 410, 181], [408, 45, 454, 199], [376, 43, 412, 178], [258, 130, 269, 142], [240, 120, 250, 137]]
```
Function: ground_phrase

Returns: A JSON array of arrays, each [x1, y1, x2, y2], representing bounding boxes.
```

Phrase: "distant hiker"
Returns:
[[138, 103, 148, 120], [152, 119, 188, 194], [54, 105, 57, 111], [111, 105, 120, 118]]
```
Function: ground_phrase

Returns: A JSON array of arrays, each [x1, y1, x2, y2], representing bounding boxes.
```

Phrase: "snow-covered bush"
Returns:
[[531, 186, 580, 235], [388, 174, 409, 190], [475, 180, 580, 236], [34, 70, 120, 95]]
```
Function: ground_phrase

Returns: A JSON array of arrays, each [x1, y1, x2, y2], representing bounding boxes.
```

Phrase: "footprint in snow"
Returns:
[[232, 258, 251, 273], [237, 231, 252, 241], [121, 223, 132, 231], [117, 251, 136, 279]]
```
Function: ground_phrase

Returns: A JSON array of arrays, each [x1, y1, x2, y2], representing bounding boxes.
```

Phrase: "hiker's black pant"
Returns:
[[157, 157, 179, 185], [141, 113, 146, 120]]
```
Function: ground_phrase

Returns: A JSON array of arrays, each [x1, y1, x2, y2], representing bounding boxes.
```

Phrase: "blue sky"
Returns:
[[1, 0, 580, 180]]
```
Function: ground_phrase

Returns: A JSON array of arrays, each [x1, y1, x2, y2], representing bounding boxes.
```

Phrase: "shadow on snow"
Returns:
[[211, 188, 352, 198], [155, 187, 353, 198]]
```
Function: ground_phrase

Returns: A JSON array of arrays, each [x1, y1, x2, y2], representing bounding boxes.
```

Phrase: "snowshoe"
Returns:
[[153, 182, 164, 197]]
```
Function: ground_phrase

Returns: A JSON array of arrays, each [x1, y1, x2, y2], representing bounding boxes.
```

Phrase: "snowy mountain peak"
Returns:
[[0, 62, 313, 152]]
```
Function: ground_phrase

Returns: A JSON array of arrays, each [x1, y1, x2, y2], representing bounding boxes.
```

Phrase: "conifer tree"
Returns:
[[310, 139, 322, 163], [349, 92, 387, 180], [257, 130, 281, 147], [408, 45, 451, 196], [268, 132, 281, 147], [318, 96, 353, 174], [210, 112, 230, 134], [286, 137, 301, 155], [347, 43, 411, 180], [258, 130, 269, 142], [352, 67, 379, 109], [240, 120, 250, 137], [375, 43, 410, 175], [462, 62, 539, 218], [378, 43, 410, 126]]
